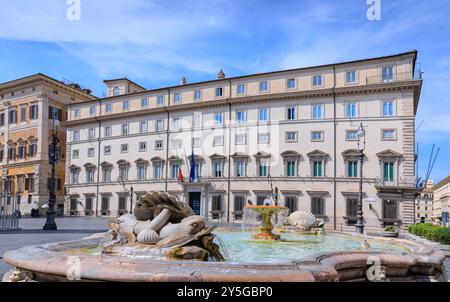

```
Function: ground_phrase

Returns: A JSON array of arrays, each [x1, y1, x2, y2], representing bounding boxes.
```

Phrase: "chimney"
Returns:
[[180, 76, 187, 85], [217, 69, 225, 79]]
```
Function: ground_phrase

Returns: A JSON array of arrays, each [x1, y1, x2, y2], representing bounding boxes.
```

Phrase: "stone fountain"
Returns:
[[244, 205, 288, 240], [2, 191, 448, 282]]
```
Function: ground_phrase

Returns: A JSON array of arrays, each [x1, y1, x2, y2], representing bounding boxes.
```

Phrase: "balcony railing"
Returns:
[[365, 71, 422, 85]]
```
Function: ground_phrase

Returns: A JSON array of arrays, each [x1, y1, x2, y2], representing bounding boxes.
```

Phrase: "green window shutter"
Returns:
[[389, 163, 394, 182], [353, 161, 358, 177], [384, 163, 388, 181]]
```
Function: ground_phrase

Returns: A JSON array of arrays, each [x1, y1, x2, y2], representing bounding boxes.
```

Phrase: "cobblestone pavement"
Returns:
[[0, 217, 109, 277]]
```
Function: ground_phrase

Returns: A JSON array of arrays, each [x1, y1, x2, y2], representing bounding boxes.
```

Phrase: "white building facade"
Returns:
[[64, 51, 422, 232]]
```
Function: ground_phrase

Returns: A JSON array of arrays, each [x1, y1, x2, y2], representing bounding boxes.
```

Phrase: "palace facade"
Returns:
[[64, 51, 422, 232], [0, 74, 94, 215]]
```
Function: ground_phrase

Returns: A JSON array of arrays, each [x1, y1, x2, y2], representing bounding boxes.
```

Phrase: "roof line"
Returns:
[[0, 73, 96, 99], [103, 77, 146, 90]]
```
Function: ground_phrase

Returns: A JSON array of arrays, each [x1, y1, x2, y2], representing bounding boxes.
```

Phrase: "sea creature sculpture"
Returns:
[[287, 210, 322, 231], [100, 191, 223, 261]]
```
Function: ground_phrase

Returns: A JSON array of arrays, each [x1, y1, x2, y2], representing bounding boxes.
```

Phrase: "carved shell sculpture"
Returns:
[[136, 229, 161, 245], [287, 210, 318, 229]]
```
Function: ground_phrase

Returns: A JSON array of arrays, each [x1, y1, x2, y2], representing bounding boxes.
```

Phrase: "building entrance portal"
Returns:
[[189, 192, 201, 215]]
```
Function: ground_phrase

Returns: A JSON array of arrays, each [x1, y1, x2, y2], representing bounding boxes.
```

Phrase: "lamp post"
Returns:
[[356, 123, 366, 234], [43, 132, 59, 230]]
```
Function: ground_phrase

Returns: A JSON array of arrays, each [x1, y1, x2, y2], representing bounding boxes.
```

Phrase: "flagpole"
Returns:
[[183, 148, 190, 182]]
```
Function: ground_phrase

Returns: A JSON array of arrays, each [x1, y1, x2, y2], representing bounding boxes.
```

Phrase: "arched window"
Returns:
[[113, 86, 120, 96]]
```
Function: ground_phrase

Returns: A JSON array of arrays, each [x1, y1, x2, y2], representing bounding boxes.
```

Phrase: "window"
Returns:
[[382, 66, 394, 82], [137, 163, 147, 180], [382, 129, 396, 140], [139, 142, 147, 151], [194, 90, 201, 101], [8, 147, 16, 160], [29, 105, 39, 120], [313, 160, 323, 177], [122, 101, 129, 110], [105, 103, 112, 113], [312, 75, 323, 87], [102, 166, 112, 182], [86, 167, 95, 183], [348, 161, 358, 178], [212, 195, 222, 212], [215, 87, 223, 97], [311, 131, 324, 142], [172, 117, 181, 130], [346, 70, 357, 84], [29, 143, 37, 157], [258, 133, 270, 144], [312, 104, 323, 119], [213, 136, 224, 146], [85, 197, 93, 213], [73, 130, 80, 141], [121, 144, 128, 153], [236, 160, 245, 177], [214, 113, 224, 125], [141, 98, 148, 108], [154, 163, 163, 179], [258, 160, 268, 177], [104, 146, 111, 155], [0, 113, 4, 126], [0, 149, 3, 161], [383, 162, 395, 182], [286, 131, 298, 143], [9, 109, 18, 123], [259, 108, 268, 122], [192, 114, 202, 128], [174, 93, 181, 103], [234, 196, 245, 212], [18, 145, 26, 159], [285, 196, 297, 213], [287, 78, 296, 89], [113, 87, 120, 96], [49, 106, 62, 121], [171, 162, 180, 179], [192, 137, 201, 148], [72, 149, 79, 159], [345, 103, 357, 118], [287, 106, 297, 120], [121, 124, 129, 135], [139, 121, 148, 133], [346, 198, 358, 219], [118, 196, 127, 212], [104, 126, 112, 137], [89, 106, 96, 116], [286, 161, 296, 177], [346, 130, 358, 141], [157, 95, 165, 106], [259, 81, 268, 92], [119, 164, 129, 181], [155, 140, 163, 150], [70, 169, 79, 184], [237, 84, 246, 95], [235, 134, 246, 145], [171, 139, 182, 149], [311, 197, 324, 216], [383, 101, 394, 116], [236, 110, 246, 123], [156, 119, 164, 131], [383, 200, 397, 223], [88, 128, 95, 140], [214, 162, 223, 178], [73, 109, 80, 119], [87, 148, 95, 157], [20, 107, 26, 122]]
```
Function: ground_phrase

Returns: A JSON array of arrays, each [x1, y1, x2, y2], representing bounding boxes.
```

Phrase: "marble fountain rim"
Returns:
[[2, 230, 446, 282]]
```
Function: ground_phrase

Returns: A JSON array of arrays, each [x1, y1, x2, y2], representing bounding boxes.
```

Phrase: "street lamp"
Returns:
[[43, 132, 59, 230], [356, 123, 366, 234]]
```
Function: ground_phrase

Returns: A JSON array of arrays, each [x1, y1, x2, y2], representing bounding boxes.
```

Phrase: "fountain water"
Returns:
[[243, 204, 289, 240]]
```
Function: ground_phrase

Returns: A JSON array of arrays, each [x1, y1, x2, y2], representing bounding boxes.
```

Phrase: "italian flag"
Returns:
[[177, 155, 184, 183]]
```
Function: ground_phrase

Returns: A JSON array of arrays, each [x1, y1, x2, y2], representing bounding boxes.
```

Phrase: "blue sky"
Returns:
[[0, 0, 449, 183]]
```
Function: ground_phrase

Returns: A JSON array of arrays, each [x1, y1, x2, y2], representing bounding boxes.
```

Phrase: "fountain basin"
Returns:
[[2, 229, 447, 282]]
